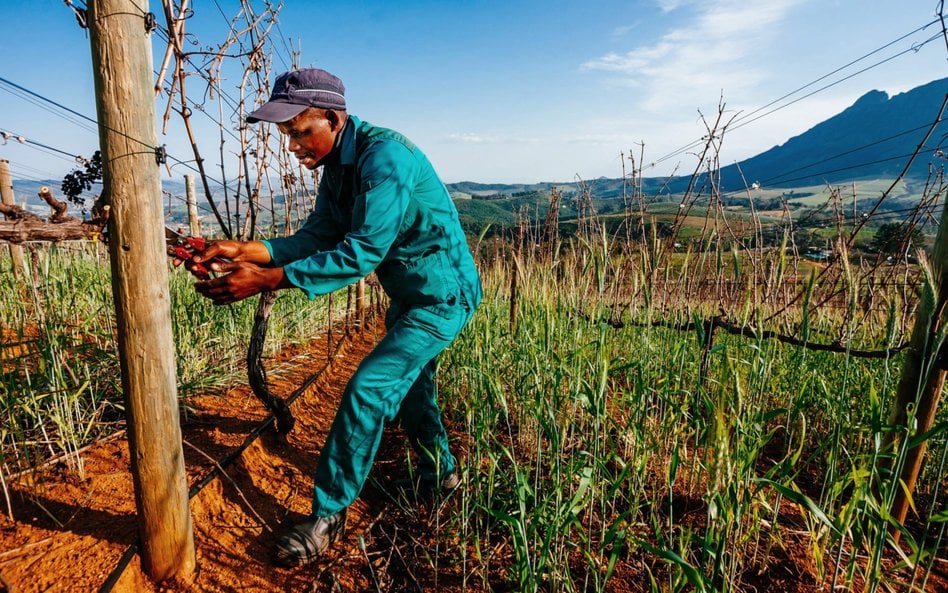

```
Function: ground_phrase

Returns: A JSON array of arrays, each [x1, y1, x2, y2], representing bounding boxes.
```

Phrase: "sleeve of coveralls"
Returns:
[[281, 142, 416, 299], [262, 182, 340, 266]]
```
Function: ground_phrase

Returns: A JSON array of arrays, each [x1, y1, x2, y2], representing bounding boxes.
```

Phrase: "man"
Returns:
[[189, 67, 482, 567]]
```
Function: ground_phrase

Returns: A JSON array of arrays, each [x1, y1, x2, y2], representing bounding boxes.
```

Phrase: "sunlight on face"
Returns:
[[277, 110, 336, 169]]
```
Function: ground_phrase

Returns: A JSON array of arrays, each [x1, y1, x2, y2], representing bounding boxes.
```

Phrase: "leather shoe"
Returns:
[[272, 510, 346, 567]]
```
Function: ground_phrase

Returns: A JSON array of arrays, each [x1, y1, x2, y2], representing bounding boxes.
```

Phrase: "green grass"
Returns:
[[432, 243, 947, 592], [0, 241, 340, 479], [2, 230, 945, 592]]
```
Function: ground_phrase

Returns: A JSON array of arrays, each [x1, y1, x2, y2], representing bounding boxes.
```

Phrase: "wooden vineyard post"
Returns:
[[185, 174, 201, 237], [509, 255, 520, 333], [356, 278, 366, 327], [885, 196, 948, 542], [87, 0, 196, 584], [0, 160, 25, 277]]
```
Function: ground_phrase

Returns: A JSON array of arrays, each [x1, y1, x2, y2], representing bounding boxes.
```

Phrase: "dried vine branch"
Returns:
[[0, 187, 108, 244]]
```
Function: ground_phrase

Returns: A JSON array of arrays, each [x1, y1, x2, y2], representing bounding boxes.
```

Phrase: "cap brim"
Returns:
[[245, 101, 310, 124]]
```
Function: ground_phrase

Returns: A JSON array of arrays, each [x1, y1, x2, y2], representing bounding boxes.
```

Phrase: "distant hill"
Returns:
[[445, 77, 948, 197], [714, 77, 948, 191], [444, 79, 948, 232], [446, 176, 667, 202]]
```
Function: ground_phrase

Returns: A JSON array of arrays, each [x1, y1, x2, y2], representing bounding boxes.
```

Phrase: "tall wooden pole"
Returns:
[[87, 0, 196, 584], [509, 255, 520, 334], [356, 278, 366, 326], [185, 174, 201, 237], [886, 197, 948, 541], [0, 160, 25, 277]]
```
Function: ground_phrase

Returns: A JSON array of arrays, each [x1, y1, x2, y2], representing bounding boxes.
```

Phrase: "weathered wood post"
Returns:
[[0, 160, 25, 277], [87, 0, 196, 583], [356, 278, 366, 327], [885, 197, 948, 541], [509, 255, 520, 333], [185, 174, 201, 237]]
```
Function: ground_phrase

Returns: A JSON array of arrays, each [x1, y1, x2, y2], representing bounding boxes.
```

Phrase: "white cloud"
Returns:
[[656, 0, 693, 12], [444, 132, 540, 145], [445, 132, 498, 144], [583, 0, 807, 114]]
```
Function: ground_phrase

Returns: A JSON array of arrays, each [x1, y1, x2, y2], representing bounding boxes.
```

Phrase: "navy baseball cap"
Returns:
[[246, 68, 346, 123]]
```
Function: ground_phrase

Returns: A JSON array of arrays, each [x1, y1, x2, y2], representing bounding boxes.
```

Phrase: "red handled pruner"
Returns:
[[165, 227, 215, 280]]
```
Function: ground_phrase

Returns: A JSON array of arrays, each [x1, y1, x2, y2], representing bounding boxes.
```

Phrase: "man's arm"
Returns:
[[192, 140, 417, 305], [192, 239, 274, 266], [278, 141, 417, 300]]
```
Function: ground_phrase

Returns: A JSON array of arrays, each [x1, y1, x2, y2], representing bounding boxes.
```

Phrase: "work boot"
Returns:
[[436, 468, 461, 493], [272, 509, 346, 567], [392, 467, 461, 498]]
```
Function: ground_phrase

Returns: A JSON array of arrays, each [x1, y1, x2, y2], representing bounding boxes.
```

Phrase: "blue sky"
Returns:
[[0, 0, 945, 187]]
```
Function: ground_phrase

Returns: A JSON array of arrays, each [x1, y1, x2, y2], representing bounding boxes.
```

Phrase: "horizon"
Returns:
[[0, 1, 945, 189]]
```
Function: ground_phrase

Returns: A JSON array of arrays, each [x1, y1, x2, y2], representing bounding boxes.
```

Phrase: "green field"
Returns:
[[2, 228, 945, 591]]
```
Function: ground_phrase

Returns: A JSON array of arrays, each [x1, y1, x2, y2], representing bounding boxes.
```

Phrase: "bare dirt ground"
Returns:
[[1, 319, 393, 592], [0, 316, 945, 592]]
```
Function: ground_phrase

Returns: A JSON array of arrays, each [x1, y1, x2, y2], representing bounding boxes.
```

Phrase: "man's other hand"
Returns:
[[195, 262, 289, 306]]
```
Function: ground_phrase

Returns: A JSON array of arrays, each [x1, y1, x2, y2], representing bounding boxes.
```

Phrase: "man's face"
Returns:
[[278, 110, 336, 169]]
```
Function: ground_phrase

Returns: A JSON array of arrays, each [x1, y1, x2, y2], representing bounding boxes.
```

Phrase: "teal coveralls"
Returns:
[[262, 116, 482, 517]]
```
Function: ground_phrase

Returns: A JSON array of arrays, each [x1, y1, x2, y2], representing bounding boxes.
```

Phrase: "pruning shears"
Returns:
[[165, 226, 216, 280]]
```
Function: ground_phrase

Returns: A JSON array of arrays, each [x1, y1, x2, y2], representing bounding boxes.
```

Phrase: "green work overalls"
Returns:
[[262, 116, 482, 516]]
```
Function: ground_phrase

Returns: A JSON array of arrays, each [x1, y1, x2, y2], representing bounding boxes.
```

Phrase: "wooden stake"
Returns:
[[509, 255, 520, 333], [0, 160, 25, 277], [356, 278, 366, 328], [87, 0, 196, 583], [886, 197, 948, 541], [185, 174, 201, 237]]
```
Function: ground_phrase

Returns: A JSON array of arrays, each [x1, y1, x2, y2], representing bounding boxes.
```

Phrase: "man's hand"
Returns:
[[170, 239, 273, 277], [193, 239, 272, 265], [168, 240, 270, 278], [194, 262, 290, 306]]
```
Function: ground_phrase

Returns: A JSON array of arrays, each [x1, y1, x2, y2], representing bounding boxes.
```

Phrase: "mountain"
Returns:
[[714, 77, 948, 191], [445, 77, 948, 196]]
